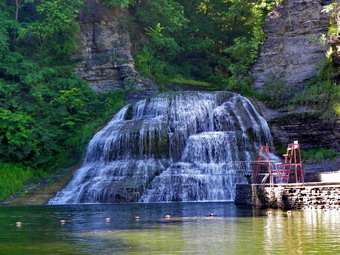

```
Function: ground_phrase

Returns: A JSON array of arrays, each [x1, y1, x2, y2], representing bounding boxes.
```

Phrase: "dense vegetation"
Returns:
[[0, 0, 126, 198], [0, 0, 338, 200], [133, 0, 278, 92], [132, 0, 338, 118]]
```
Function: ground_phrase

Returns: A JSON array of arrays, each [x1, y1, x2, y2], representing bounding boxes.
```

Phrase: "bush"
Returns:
[[302, 148, 340, 163], [260, 74, 292, 108], [134, 0, 277, 92], [292, 62, 340, 119], [0, 163, 46, 201]]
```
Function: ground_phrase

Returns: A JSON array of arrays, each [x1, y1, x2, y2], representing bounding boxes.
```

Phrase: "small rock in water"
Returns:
[[60, 220, 66, 225], [105, 217, 111, 222], [164, 215, 171, 219], [208, 213, 217, 217], [133, 216, 140, 220], [15, 222, 22, 227]]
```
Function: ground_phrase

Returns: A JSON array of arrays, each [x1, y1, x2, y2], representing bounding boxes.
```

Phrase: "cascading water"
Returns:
[[49, 91, 276, 204]]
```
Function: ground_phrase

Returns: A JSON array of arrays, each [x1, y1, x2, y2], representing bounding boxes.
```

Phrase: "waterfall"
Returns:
[[49, 91, 275, 204]]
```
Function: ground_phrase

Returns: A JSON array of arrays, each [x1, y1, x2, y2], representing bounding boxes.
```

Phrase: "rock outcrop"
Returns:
[[251, 0, 340, 155], [75, 1, 158, 97], [252, 0, 331, 90], [269, 115, 340, 150], [328, 3, 340, 82], [254, 99, 340, 152]]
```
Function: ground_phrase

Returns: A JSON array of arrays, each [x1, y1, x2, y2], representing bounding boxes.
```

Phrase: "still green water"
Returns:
[[0, 202, 339, 254]]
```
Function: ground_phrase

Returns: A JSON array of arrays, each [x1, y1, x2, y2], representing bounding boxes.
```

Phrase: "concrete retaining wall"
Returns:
[[235, 183, 340, 210]]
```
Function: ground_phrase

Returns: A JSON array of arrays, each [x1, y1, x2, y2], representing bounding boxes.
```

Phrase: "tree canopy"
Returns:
[[134, 0, 277, 90], [0, 0, 124, 169]]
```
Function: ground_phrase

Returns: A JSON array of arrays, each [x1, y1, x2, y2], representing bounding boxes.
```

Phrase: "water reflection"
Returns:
[[1, 203, 340, 254], [262, 209, 340, 254]]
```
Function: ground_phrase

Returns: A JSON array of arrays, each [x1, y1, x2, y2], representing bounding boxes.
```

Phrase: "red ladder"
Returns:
[[275, 141, 304, 183], [250, 144, 272, 184]]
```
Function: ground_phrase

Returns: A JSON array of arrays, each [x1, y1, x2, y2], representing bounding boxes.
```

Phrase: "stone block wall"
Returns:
[[235, 183, 340, 210]]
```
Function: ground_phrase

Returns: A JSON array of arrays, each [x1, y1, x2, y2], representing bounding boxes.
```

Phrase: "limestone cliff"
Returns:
[[328, 3, 340, 82], [252, 0, 340, 156], [252, 0, 331, 89], [75, 1, 157, 98]]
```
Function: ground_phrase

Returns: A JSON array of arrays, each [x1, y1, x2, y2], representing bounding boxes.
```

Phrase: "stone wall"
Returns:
[[235, 182, 340, 210], [252, 0, 331, 90]]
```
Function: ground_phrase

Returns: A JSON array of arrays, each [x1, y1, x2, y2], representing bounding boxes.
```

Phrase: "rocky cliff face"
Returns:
[[75, 1, 157, 97], [256, 101, 340, 153], [252, 0, 331, 89], [269, 115, 340, 150], [328, 3, 340, 82], [252, 0, 340, 156]]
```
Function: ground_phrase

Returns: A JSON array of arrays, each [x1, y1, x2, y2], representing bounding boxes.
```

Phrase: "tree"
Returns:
[[135, 0, 276, 83], [23, 0, 82, 47]]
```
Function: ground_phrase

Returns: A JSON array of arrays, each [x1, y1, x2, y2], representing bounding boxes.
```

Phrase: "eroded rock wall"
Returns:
[[75, 1, 158, 98], [328, 3, 340, 82], [252, 0, 331, 89], [75, 2, 135, 92], [269, 115, 340, 151]]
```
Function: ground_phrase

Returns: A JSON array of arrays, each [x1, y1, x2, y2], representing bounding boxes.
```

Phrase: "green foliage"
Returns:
[[322, 2, 340, 37], [0, 163, 46, 201], [102, 0, 134, 7], [21, 0, 82, 51], [272, 137, 287, 156], [169, 77, 212, 87], [135, 0, 187, 83], [292, 61, 340, 119], [0, 3, 12, 50], [302, 148, 340, 163], [259, 74, 292, 108], [0, 1, 126, 170], [0, 0, 130, 200], [165, 76, 219, 90], [134, 0, 277, 89]]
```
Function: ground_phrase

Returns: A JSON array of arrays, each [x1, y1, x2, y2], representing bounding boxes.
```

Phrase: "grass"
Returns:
[[302, 148, 340, 163], [0, 90, 127, 203], [0, 163, 47, 201], [166, 76, 220, 90], [169, 77, 213, 87]]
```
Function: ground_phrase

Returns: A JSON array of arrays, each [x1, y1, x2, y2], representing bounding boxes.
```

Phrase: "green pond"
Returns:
[[0, 202, 340, 254]]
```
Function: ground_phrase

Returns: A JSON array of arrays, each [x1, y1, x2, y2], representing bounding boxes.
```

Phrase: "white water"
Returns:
[[49, 91, 276, 204]]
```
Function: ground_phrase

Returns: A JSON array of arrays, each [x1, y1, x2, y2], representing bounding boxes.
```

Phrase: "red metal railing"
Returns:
[[242, 141, 304, 184]]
